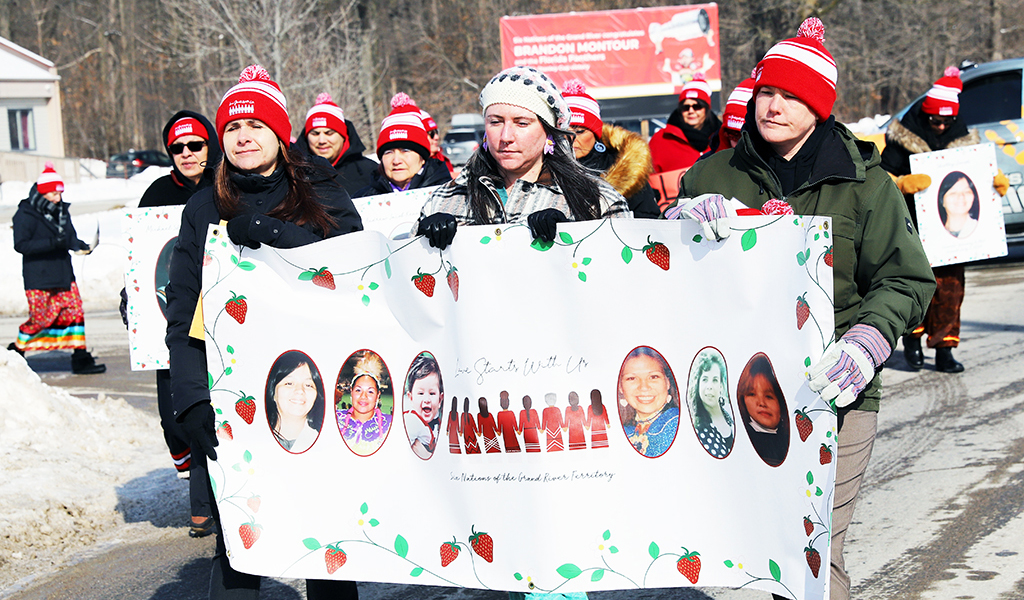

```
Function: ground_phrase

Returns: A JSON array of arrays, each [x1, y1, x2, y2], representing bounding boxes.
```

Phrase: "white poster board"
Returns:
[[199, 216, 838, 599], [352, 186, 439, 239], [123, 205, 185, 371], [910, 143, 1008, 266]]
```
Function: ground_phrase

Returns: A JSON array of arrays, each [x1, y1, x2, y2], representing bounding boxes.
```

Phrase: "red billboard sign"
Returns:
[[500, 4, 720, 99]]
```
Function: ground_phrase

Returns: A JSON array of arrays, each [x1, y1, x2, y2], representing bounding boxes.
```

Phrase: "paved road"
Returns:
[[4, 263, 1024, 599]]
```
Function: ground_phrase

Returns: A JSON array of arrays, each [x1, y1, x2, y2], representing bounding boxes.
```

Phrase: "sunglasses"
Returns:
[[680, 103, 705, 112], [928, 115, 956, 127], [169, 141, 207, 155], [427, 130, 439, 139]]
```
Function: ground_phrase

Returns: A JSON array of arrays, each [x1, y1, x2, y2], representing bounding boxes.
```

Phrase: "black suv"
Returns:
[[106, 149, 172, 178], [891, 58, 1024, 242]]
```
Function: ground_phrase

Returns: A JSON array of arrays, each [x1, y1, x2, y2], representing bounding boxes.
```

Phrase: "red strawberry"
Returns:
[[216, 420, 233, 442], [311, 267, 336, 290], [643, 236, 670, 271], [795, 409, 813, 442], [235, 395, 256, 424], [238, 522, 262, 549], [440, 539, 460, 567], [225, 292, 247, 324], [325, 546, 347, 574], [469, 525, 493, 562], [805, 546, 821, 578], [247, 495, 261, 513], [203, 252, 213, 266], [447, 267, 459, 302], [823, 245, 834, 267], [820, 443, 833, 465], [803, 516, 814, 537], [676, 547, 701, 584], [412, 270, 436, 297], [796, 294, 810, 330]]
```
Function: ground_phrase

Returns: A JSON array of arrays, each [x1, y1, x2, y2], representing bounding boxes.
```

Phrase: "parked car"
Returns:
[[106, 149, 172, 178], [441, 129, 483, 167], [889, 58, 1024, 243]]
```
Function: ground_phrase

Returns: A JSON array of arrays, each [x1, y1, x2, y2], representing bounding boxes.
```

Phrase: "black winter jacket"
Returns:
[[353, 157, 452, 198], [293, 119, 379, 198], [577, 125, 661, 219], [13, 185, 89, 290], [165, 161, 363, 418], [139, 110, 223, 208]]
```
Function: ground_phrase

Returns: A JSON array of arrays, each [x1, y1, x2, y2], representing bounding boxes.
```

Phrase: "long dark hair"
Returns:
[[462, 119, 601, 223], [617, 346, 679, 427], [937, 171, 980, 223], [215, 138, 337, 236], [687, 348, 733, 432], [265, 350, 326, 434]]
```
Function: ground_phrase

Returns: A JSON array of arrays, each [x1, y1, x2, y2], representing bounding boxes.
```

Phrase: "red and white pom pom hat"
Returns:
[[753, 17, 837, 121], [215, 65, 291, 146], [680, 73, 712, 106], [419, 109, 438, 132], [922, 66, 963, 117], [167, 117, 209, 146], [561, 79, 603, 139], [723, 77, 756, 132], [305, 92, 348, 137], [377, 92, 430, 159], [36, 161, 64, 195]]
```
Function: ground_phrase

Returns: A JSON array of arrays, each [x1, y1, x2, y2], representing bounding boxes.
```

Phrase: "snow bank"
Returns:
[[0, 348, 166, 587], [845, 114, 892, 136]]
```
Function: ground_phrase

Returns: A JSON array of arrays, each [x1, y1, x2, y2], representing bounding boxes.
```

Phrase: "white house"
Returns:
[[0, 36, 76, 184]]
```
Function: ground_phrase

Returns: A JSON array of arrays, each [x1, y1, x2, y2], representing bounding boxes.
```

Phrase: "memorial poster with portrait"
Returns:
[[910, 142, 1008, 266], [351, 186, 440, 239], [123, 204, 185, 371], [199, 216, 838, 600]]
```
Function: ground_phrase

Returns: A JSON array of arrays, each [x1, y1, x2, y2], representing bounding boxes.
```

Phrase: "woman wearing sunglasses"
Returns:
[[649, 73, 722, 173]]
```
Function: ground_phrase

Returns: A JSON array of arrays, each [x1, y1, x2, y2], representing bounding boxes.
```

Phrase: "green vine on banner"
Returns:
[[796, 217, 837, 353], [724, 558, 797, 598], [525, 529, 640, 594]]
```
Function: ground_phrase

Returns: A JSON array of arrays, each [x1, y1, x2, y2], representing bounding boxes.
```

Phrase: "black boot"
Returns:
[[935, 346, 964, 373], [7, 342, 25, 357], [902, 335, 924, 369], [71, 349, 106, 374]]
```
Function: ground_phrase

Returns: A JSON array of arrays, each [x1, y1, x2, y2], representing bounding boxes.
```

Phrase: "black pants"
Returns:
[[157, 369, 213, 517]]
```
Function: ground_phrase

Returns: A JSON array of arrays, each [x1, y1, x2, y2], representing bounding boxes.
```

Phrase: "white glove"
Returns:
[[664, 193, 736, 241], [807, 324, 891, 408]]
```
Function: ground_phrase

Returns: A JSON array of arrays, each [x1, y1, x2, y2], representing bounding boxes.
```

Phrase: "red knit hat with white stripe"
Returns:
[[36, 161, 64, 195], [679, 73, 712, 106], [562, 79, 603, 139], [305, 92, 348, 138], [377, 93, 430, 159], [419, 109, 438, 132], [921, 67, 963, 117], [167, 117, 209, 146], [215, 65, 290, 147], [722, 77, 756, 133], [753, 18, 837, 121]]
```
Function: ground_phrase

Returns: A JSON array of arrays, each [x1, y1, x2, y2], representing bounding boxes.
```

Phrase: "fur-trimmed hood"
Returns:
[[599, 124, 653, 199], [885, 116, 980, 155]]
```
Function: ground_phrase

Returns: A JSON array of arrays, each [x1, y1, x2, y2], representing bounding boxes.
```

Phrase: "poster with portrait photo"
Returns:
[[122, 205, 185, 371], [352, 186, 440, 239], [910, 142, 1008, 266]]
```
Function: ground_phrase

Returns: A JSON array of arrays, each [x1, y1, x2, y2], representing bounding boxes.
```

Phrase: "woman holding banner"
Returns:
[[412, 65, 630, 250], [671, 19, 934, 600], [880, 66, 1007, 373], [165, 64, 361, 600]]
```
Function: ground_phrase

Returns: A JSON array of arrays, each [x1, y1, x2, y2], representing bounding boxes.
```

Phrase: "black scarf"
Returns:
[[751, 115, 837, 197], [668, 105, 722, 153], [28, 186, 68, 234]]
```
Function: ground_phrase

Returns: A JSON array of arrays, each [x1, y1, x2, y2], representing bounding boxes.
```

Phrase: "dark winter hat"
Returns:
[[36, 161, 64, 195], [679, 73, 712, 106], [215, 65, 291, 147], [562, 79, 603, 139], [167, 117, 209, 146], [722, 77, 755, 133], [479, 66, 569, 130], [305, 92, 349, 139], [376, 93, 431, 159], [753, 17, 837, 121], [922, 66, 963, 117]]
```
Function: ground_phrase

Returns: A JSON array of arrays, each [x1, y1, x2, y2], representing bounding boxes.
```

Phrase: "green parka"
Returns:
[[680, 122, 936, 412]]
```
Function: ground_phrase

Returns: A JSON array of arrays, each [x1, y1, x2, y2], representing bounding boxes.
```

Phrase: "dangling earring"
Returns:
[[619, 397, 628, 407], [481, 139, 488, 151], [544, 136, 555, 155]]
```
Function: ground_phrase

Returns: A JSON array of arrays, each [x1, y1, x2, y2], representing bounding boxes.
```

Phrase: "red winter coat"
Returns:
[[649, 124, 704, 173]]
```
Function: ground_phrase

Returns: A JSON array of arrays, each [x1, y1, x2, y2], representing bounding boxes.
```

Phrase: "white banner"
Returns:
[[911, 142, 1008, 266], [199, 216, 837, 599], [123, 205, 185, 371], [350, 186, 439, 239]]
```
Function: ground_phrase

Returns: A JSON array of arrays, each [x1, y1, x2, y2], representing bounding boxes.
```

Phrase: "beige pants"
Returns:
[[830, 410, 878, 600]]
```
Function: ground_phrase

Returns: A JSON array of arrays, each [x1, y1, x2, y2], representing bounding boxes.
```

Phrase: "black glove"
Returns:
[[180, 401, 219, 461], [416, 213, 458, 250], [527, 208, 568, 243], [119, 287, 129, 328]]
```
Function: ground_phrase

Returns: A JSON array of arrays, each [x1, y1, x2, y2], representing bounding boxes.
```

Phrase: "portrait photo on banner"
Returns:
[[910, 142, 1008, 266]]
